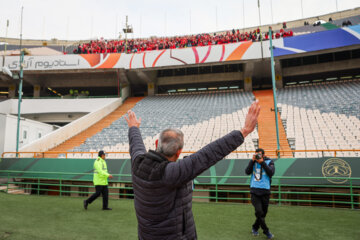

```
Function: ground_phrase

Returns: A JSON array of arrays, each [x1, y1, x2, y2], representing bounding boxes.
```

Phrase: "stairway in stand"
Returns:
[[47, 97, 144, 155], [253, 90, 293, 159]]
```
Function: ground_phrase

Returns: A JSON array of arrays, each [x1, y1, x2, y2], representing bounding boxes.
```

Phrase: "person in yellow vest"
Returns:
[[84, 150, 113, 210]]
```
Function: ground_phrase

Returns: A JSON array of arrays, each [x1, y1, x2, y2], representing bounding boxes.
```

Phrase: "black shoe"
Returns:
[[83, 200, 88, 210], [102, 208, 112, 210]]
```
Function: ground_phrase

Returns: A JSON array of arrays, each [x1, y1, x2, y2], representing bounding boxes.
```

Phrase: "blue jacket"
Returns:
[[245, 157, 275, 195]]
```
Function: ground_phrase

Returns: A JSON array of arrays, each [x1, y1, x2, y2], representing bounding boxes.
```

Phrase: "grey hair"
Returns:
[[157, 128, 184, 157]]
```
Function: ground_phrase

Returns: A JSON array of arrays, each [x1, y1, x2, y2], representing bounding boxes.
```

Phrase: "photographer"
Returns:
[[245, 148, 275, 239]]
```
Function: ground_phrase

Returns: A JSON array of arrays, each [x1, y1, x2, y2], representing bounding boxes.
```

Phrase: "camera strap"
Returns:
[[253, 163, 263, 181]]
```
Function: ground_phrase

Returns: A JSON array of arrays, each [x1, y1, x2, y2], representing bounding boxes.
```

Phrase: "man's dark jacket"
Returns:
[[129, 127, 245, 240]]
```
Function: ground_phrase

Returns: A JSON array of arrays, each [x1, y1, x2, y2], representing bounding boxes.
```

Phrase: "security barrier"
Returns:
[[1, 170, 359, 209]]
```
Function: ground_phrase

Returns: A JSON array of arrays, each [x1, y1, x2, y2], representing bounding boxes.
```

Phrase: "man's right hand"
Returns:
[[109, 174, 113, 179], [241, 100, 260, 138], [125, 110, 141, 128]]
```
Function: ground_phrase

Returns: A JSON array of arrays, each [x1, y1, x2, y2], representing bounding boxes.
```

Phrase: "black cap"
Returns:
[[98, 150, 106, 157]]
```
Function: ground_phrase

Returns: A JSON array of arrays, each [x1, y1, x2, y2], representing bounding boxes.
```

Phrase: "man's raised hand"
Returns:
[[125, 110, 141, 128], [241, 100, 260, 138]]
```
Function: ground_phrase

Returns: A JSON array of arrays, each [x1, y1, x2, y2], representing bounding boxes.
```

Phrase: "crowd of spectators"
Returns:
[[72, 28, 293, 54]]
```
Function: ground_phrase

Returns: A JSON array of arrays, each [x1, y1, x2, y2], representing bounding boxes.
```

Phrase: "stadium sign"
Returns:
[[2, 26, 360, 71], [7, 57, 81, 70]]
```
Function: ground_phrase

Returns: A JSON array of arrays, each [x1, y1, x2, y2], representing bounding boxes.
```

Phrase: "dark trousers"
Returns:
[[86, 185, 109, 209], [251, 194, 270, 233]]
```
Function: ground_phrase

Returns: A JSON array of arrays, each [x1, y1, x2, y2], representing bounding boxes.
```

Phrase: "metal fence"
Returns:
[[2, 149, 360, 159], [1, 170, 359, 209]]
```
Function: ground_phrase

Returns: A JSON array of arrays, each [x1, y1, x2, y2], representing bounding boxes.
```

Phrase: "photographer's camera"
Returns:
[[255, 153, 262, 160]]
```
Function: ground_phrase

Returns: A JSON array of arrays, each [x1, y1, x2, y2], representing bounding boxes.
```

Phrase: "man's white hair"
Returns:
[[157, 128, 184, 157]]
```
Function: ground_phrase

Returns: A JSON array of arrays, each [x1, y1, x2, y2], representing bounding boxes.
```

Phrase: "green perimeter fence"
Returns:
[[1, 170, 359, 210]]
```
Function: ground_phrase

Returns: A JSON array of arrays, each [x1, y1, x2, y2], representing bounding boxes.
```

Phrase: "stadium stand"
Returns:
[[72, 28, 294, 54], [69, 9, 360, 55], [69, 90, 259, 159], [278, 80, 360, 157], [39, 80, 360, 159], [49, 97, 143, 155], [58, 14, 360, 54]]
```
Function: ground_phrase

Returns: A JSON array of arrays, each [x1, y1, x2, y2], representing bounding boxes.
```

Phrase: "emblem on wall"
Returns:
[[322, 158, 352, 184]]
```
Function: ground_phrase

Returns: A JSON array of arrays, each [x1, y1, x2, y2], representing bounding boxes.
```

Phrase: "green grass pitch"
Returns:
[[0, 193, 359, 240]]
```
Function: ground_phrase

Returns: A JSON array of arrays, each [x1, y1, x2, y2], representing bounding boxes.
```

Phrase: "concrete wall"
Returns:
[[0, 99, 12, 114], [0, 98, 119, 115], [121, 85, 130, 100], [19, 97, 123, 153], [22, 112, 86, 124], [0, 115, 7, 155], [157, 72, 243, 86], [282, 58, 360, 77], [0, 113, 54, 155]]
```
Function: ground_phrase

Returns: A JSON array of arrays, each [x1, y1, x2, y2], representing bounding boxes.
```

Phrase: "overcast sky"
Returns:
[[0, 0, 359, 40]]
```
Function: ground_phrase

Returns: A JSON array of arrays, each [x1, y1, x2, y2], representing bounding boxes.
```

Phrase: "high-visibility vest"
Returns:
[[93, 157, 110, 185]]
